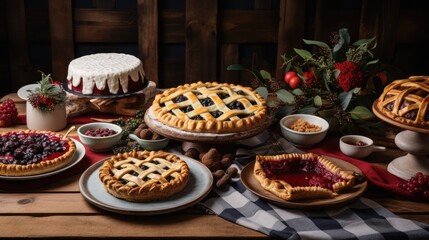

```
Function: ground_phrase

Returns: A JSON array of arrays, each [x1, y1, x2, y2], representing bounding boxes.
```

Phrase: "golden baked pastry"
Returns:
[[151, 81, 267, 133], [0, 130, 76, 176], [375, 76, 429, 127], [254, 153, 355, 201], [99, 150, 190, 202]]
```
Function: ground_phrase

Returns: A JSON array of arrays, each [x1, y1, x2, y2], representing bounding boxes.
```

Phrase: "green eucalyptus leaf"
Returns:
[[276, 89, 295, 104], [255, 86, 268, 100], [303, 39, 330, 49], [323, 71, 331, 92], [333, 69, 340, 79], [366, 59, 379, 66], [338, 28, 351, 46], [350, 106, 375, 120], [284, 62, 292, 72], [295, 67, 304, 77], [293, 48, 313, 61], [339, 91, 353, 110], [260, 70, 272, 80], [317, 109, 337, 118], [328, 117, 340, 135], [333, 28, 350, 61], [313, 95, 322, 107], [292, 88, 304, 96], [352, 87, 361, 94], [267, 100, 279, 108], [353, 38, 372, 46], [227, 64, 246, 71], [297, 106, 318, 114], [276, 105, 295, 119]]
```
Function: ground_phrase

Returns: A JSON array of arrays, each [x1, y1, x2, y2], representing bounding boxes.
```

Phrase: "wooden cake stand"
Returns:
[[144, 107, 271, 154], [373, 102, 429, 179]]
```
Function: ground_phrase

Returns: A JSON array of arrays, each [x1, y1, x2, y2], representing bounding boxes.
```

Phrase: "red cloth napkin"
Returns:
[[0, 136, 111, 191], [307, 137, 425, 201]]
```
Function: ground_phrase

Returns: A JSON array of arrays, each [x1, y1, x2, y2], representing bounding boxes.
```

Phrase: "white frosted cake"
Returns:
[[66, 53, 146, 96]]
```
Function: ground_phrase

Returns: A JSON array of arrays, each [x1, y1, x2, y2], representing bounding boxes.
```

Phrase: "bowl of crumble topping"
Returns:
[[280, 114, 329, 147]]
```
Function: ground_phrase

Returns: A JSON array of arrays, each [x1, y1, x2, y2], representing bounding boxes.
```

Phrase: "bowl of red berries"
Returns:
[[77, 122, 123, 152]]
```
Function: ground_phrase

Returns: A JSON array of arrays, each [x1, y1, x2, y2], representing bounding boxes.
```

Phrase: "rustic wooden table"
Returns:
[[1, 93, 428, 239]]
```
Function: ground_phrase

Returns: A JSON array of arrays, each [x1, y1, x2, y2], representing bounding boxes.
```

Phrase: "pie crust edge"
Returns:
[[99, 150, 190, 202], [0, 130, 77, 176], [151, 81, 268, 133], [253, 153, 355, 201], [375, 76, 429, 127]]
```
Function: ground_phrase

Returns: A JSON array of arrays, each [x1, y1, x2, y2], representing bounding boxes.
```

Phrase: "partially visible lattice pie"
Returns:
[[375, 76, 429, 127], [99, 150, 190, 202], [254, 153, 355, 201], [0, 130, 76, 176], [151, 81, 267, 133]]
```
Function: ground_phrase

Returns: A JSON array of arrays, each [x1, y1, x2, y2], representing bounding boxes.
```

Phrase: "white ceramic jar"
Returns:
[[26, 101, 67, 131]]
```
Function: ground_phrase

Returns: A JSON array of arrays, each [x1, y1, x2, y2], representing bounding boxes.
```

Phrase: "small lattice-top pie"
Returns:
[[151, 81, 267, 133], [0, 130, 76, 176], [99, 150, 190, 202], [375, 76, 429, 127], [254, 153, 355, 201]]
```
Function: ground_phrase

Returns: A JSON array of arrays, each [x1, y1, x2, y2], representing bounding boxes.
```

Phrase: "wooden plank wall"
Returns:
[[1, 0, 429, 98]]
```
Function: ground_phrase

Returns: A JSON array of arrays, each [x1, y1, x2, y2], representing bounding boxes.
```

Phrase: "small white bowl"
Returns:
[[77, 122, 123, 152], [339, 135, 386, 158], [280, 114, 329, 147]]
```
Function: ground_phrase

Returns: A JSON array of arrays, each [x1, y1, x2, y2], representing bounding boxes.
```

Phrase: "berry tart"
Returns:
[[151, 82, 267, 133], [254, 153, 355, 201], [0, 130, 76, 176], [99, 150, 189, 202], [374, 76, 429, 128]]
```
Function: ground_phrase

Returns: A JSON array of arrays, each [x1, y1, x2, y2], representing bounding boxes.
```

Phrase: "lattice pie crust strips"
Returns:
[[151, 81, 267, 133], [374, 76, 429, 128], [254, 153, 355, 201], [99, 150, 190, 202]]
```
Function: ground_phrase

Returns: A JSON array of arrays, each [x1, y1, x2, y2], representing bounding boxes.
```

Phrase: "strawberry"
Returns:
[[0, 98, 18, 127]]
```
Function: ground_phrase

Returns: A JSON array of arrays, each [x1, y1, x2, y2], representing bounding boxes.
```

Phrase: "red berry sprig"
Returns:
[[397, 172, 429, 199]]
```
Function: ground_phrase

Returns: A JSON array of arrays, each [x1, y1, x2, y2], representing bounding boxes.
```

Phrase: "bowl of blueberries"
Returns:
[[77, 122, 123, 152]]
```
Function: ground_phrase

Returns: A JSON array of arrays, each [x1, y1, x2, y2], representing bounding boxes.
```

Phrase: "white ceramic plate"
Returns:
[[79, 154, 213, 215], [0, 139, 86, 181], [17, 84, 40, 100]]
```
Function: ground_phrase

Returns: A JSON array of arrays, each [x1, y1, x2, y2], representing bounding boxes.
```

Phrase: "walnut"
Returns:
[[139, 129, 153, 140], [134, 127, 143, 136], [216, 173, 231, 189], [226, 167, 238, 177], [221, 154, 234, 168], [151, 132, 163, 140], [184, 148, 200, 159], [212, 169, 225, 181], [201, 148, 223, 171]]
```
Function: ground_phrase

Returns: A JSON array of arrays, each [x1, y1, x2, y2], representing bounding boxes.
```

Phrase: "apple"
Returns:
[[289, 76, 301, 89], [284, 71, 297, 84]]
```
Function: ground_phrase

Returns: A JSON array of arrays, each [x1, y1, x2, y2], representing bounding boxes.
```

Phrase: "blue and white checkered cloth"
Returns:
[[202, 162, 429, 240]]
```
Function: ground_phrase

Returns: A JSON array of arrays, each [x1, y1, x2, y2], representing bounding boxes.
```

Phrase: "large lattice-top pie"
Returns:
[[254, 153, 355, 200], [0, 130, 76, 176], [374, 76, 429, 128], [151, 82, 267, 133], [99, 150, 190, 202]]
